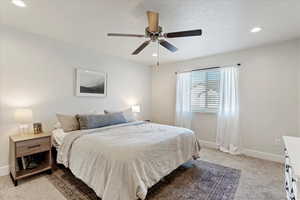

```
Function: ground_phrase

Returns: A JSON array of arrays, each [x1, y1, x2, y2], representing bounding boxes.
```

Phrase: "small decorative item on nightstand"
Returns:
[[9, 133, 52, 186], [33, 123, 43, 134]]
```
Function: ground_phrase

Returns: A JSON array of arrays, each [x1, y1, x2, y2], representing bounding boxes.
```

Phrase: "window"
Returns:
[[191, 69, 220, 113]]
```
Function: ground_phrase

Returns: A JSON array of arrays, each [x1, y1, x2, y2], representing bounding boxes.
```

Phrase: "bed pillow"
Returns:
[[76, 112, 127, 130], [52, 128, 68, 147], [107, 112, 128, 125], [53, 122, 62, 129], [104, 108, 136, 122], [56, 114, 80, 132]]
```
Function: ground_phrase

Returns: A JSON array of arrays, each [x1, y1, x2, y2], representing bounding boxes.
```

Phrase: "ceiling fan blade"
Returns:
[[132, 40, 151, 55], [164, 29, 202, 38], [147, 11, 159, 33], [159, 40, 178, 52], [107, 33, 145, 38]]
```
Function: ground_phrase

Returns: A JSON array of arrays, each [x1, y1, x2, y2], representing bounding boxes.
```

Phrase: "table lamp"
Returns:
[[14, 108, 33, 135], [131, 104, 141, 113], [131, 104, 141, 120]]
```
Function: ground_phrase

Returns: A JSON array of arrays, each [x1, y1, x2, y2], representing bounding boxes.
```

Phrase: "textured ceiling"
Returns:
[[1, 0, 300, 65]]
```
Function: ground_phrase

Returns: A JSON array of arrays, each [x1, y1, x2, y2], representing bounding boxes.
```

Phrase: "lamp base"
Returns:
[[19, 124, 30, 135]]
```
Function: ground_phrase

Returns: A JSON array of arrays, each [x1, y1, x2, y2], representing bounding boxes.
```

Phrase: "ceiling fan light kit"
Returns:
[[107, 11, 202, 66], [12, 0, 27, 7]]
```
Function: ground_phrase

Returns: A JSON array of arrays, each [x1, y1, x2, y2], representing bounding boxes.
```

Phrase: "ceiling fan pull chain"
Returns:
[[156, 40, 160, 71]]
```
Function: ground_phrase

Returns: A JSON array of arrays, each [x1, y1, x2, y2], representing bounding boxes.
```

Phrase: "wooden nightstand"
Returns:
[[9, 133, 52, 186]]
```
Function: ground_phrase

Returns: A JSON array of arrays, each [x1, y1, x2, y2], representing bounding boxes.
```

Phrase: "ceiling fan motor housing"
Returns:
[[145, 26, 163, 41]]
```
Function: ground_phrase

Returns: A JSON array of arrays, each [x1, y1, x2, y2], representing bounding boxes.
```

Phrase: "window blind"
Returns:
[[191, 69, 220, 112]]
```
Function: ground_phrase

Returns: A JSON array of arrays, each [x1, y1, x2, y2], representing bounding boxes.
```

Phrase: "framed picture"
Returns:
[[76, 69, 107, 97]]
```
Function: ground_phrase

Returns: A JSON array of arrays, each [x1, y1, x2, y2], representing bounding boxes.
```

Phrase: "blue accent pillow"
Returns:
[[76, 112, 127, 130]]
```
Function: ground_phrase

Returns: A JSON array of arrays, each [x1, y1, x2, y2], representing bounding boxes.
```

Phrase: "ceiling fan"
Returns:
[[107, 11, 202, 55]]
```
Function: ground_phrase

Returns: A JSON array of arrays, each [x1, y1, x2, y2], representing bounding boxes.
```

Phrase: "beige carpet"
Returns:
[[0, 148, 285, 200], [0, 175, 65, 200]]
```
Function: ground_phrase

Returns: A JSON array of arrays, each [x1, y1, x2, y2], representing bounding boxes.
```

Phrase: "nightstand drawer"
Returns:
[[16, 137, 50, 157]]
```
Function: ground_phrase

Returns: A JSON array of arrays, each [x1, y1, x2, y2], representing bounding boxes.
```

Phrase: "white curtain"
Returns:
[[216, 66, 240, 154], [175, 72, 192, 129]]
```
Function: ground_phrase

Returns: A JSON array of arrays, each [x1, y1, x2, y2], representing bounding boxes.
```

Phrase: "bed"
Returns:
[[53, 121, 201, 200]]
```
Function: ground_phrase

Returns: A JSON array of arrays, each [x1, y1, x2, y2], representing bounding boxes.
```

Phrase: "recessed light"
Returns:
[[152, 53, 158, 57], [251, 27, 262, 33], [12, 0, 26, 7]]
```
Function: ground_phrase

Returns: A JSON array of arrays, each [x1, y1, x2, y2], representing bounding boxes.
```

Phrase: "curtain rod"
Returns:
[[175, 63, 241, 74]]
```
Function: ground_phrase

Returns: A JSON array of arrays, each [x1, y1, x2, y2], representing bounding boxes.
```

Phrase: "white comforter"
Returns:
[[57, 121, 200, 200]]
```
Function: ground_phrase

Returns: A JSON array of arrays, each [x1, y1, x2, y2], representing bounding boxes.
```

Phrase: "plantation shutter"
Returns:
[[191, 69, 220, 112]]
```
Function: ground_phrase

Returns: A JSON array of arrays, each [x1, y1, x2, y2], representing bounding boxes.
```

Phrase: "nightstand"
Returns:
[[9, 133, 52, 186]]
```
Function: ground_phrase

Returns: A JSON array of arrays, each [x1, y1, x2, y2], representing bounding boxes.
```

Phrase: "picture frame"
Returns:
[[76, 69, 107, 97], [33, 123, 43, 134]]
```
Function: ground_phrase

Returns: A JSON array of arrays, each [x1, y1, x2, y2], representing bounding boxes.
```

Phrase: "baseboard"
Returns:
[[198, 140, 218, 149], [242, 149, 284, 163], [198, 140, 284, 163], [0, 165, 9, 177]]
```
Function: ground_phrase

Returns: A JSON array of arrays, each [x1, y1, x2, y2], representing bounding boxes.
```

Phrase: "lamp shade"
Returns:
[[131, 105, 141, 113], [14, 109, 33, 124]]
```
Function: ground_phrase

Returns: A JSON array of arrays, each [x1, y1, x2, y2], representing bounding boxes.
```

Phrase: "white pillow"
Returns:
[[104, 108, 136, 122], [56, 113, 80, 132], [52, 128, 69, 146], [53, 122, 62, 129], [122, 108, 136, 122]]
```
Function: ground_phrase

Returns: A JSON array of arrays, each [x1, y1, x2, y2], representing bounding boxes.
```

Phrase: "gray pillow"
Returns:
[[76, 112, 127, 130], [104, 108, 136, 122]]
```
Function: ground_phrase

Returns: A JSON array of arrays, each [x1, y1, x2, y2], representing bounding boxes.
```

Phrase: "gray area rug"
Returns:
[[47, 160, 241, 200]]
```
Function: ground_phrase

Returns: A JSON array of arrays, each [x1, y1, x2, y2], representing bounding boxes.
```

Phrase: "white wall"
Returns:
[[0, 26, 152, 171], [298, 42, 300, 132], [152, 39, 300, 158]]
